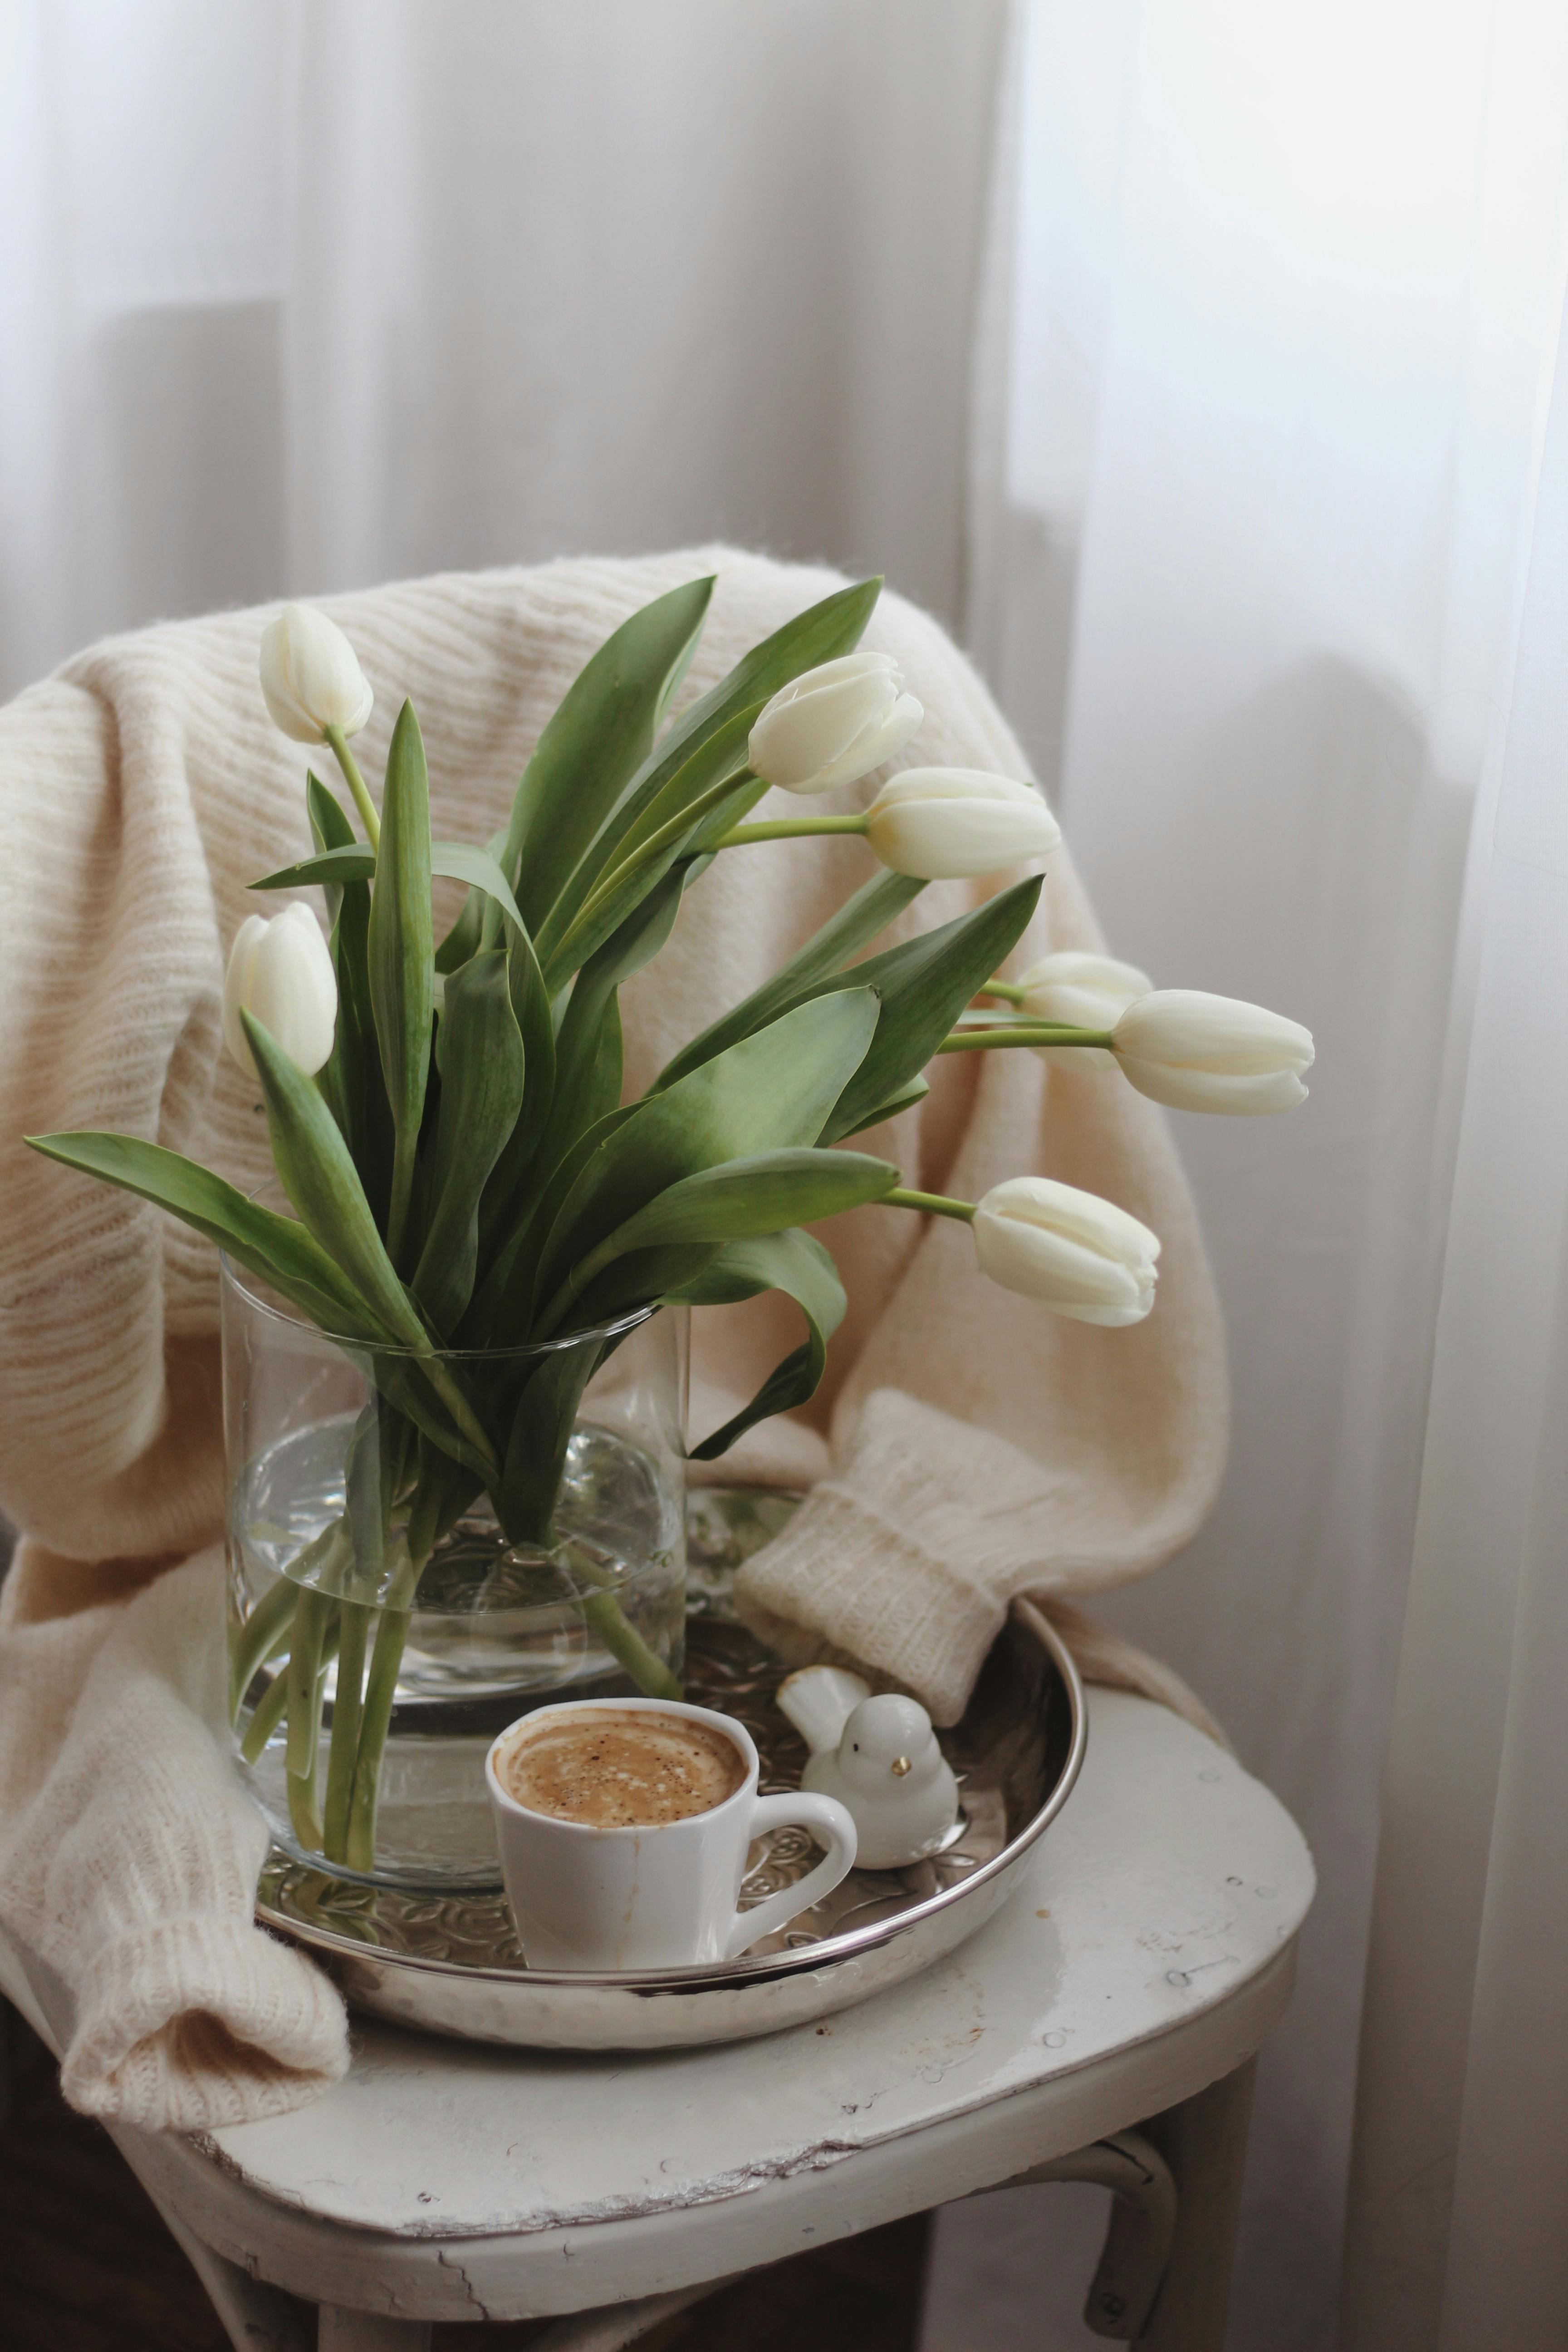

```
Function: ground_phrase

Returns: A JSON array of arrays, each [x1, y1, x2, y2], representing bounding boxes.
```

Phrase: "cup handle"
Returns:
[[726, 1790, 859, 1959]]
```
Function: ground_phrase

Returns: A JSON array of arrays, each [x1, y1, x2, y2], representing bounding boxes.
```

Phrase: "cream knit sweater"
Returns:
[[0, 549, 1228, 2129]]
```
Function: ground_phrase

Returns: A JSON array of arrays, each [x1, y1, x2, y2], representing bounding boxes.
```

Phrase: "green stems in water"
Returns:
[[322, 1600, 372, 1858], [283, 1585, 335, 1849], [240, 1426, 679, 1874]]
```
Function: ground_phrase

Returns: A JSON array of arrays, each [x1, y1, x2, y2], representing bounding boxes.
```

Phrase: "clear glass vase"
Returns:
[[221, 1258, 688, 1890]]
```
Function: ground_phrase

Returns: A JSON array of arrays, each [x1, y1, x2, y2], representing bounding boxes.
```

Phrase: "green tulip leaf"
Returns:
[[368, 701, 436, 1261], [497, 1338, 606, 1546], [367, 1354, 499, 1490], [532, 989, 880, 1319], [817, 879, 1042, 1142], [833, 1073, 931, 1138], [305, 774, 392, 1211], [537, 706, 758, 988], [255, 836, 525, 937], [547, 1147, 894, 1327], [241, 1010, 429, 1352], [411, 951, 526, 1336], [24, 1131, 378, 1340], [655, 869, 926, 1091], [251, 844, 376, 892], [535, 578, 882, 973], [435, 828, 509, 975], [504, 576, 716, 935], [666, 1228, 849, 1459]]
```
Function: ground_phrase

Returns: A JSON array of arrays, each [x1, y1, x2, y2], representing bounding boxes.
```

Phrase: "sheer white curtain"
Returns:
[[967, 3, 1568, 2345], [1341, 283, 1568, 2352], [0, 0, 1004, 701]]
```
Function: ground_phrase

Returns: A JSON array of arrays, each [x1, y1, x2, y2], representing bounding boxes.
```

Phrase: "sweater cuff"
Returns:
[[64, 1913, 349, 2131], [734, 1478, 1004, 1727]]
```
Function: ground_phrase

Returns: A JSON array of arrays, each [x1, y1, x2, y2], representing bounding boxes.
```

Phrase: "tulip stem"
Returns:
[[712, 815, 868, 848], [936, 1024, 1115, 1054], [974, 980, 1026, 1005], [324, 725, 381, 853], [884, 1185, 976, 1223]]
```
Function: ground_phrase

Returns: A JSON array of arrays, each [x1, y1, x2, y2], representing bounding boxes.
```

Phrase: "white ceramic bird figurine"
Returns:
[[776, 1667, 961, 1870]]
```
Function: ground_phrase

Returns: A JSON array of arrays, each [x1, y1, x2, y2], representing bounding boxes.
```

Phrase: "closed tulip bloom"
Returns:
[[221, 905, 338, 1080], [862, 769, 1061, 880], [1112, 989, 1314, 1114], [260, 603, 374, 743], [971, 1176, 1160, 1327], [749, 652, 923, 794], [1017, 951, 1153, 1071]]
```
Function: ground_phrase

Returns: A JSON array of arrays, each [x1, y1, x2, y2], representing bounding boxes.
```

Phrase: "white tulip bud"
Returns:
[[260, 603, 374, 744], [222, 905, 338, 1080], [1016, 951, 1154, 1072], [971, 1176, 1160, 1327], [749, 652, 923, 794], [1112, 989, 1314, 1114], [862, 769, 1061, 880]]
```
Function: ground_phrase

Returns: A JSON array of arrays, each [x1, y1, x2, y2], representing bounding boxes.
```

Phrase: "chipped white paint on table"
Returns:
[[1, 1688, 1314, 2348]]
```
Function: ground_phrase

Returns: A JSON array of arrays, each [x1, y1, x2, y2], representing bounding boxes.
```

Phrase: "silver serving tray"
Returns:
[[257, 1502, 1085, 2051]]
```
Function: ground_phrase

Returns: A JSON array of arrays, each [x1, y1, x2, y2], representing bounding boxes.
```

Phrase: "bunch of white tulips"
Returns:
[[229, 615, 1313, 1332], [33, 574, 1315, 1874]]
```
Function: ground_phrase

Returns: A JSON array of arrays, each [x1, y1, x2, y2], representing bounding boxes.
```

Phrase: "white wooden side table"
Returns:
[[0, 1687, 1313, 2352]]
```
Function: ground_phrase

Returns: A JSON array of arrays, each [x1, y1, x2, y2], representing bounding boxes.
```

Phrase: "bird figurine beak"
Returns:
[[891, 1755, 912, 1778]]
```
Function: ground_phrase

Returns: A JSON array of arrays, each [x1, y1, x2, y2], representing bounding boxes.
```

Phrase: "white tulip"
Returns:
[[222, 904, 338, 1080], [749, 652, 923, 794], [971, 1176, 1160, 1327], [1112, 989, 1314, 1114], [1016, 951, 1153, 1072], [260, 603, 374, 744], [862, 769, 1061, 880]]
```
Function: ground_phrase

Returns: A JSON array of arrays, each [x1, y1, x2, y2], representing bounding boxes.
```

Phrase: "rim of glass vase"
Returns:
[[220, 1185, 660, 1364]]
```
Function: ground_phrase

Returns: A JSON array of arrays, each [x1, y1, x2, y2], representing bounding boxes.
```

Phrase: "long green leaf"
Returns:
[[540, 1148, 896, 1335], [537, 859, 689, 1174], [24, 1132, 378, 1339], [536, 707, 758, 988], [411, 951, 525, 1336], [252, 839, 524, 936], [534, 578, 882, 975], [251, 845, 374, 892], [464, 1098, 642, 1349], [655, 870, 926, 1092], [666, 1229, 849, 1459], [242, 1011, 429, 1351], [368, 701, 435, 1262], [605, 1149, 898, 1250], [306, 776, 392, 1212], [497, 1340, 605, 1545], [470, 906, 558, 1266], [505, 577, 716, 934], [532, 990, 880, 1314], [435, 828, 508, 974], [834, 1073, 931, 1138], [818, 880, 1042, 1142]]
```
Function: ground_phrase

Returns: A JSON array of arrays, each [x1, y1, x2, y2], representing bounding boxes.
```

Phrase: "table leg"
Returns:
[[317, 2311, 432, 2351], [1134, 2058, 1258, 2351]]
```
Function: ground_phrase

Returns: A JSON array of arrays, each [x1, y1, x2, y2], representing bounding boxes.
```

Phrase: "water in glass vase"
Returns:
[[230, 1416, 686, 1889]]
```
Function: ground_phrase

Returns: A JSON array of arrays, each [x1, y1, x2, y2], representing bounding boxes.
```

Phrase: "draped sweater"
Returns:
[[0, 549, 1228, 2129]]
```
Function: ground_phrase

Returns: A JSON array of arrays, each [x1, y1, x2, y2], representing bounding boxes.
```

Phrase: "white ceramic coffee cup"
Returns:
[[485, 1695, 858, 1971]]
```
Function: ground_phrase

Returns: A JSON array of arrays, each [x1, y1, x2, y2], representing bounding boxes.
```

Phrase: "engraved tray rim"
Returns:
[[256, 1597, 1086, 2004]]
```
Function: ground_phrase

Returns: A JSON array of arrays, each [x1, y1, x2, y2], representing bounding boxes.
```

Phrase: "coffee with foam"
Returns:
[[499, 1707, 745, 1829]]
